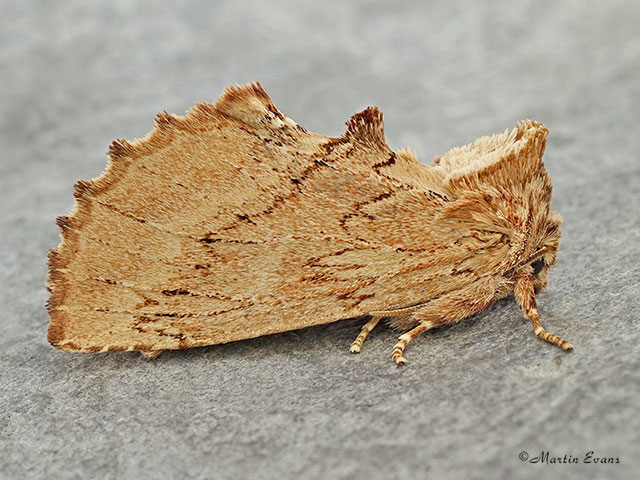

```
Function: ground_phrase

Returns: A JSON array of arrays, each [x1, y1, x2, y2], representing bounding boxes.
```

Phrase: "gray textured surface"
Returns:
[[1, 1, 639, 479]]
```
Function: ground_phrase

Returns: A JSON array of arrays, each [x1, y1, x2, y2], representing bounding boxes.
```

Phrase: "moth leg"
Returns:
[[389, 276, 509, 365], [514, 274, 573, 351], [140, 350, 164, 360], [350, 316, 382, 353], [530, 314, 573, 351], [392, 322, 433, 366]]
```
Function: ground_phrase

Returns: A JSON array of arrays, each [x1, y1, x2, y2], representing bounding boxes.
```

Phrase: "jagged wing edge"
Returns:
[[342, 106, 387, 150], [46, 82, 287, 346]]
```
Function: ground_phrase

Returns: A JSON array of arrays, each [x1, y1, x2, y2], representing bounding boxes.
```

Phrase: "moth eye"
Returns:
[[531, 258, 545, 276]]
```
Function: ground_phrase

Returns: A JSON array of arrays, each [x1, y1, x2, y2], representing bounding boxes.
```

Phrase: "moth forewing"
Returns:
[[47, 83, 572, 364]]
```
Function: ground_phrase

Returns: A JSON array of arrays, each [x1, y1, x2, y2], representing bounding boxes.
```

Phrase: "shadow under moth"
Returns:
[[47, 82, 573, 365]]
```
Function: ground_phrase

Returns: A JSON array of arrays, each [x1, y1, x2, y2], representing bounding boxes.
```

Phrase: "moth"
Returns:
[[47, 82, 573, 365]]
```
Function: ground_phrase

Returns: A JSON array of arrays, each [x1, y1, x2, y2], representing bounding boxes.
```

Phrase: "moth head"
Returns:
[[435, 120, 561, 289], [507, 171, 562, 291], [526, 209, 562, 292]]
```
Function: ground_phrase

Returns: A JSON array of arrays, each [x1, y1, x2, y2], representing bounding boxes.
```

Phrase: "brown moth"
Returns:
[[47, 82, 573, 365]]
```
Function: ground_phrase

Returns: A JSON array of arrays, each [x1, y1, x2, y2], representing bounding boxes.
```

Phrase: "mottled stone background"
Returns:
[[1, 1, 638, 479]]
